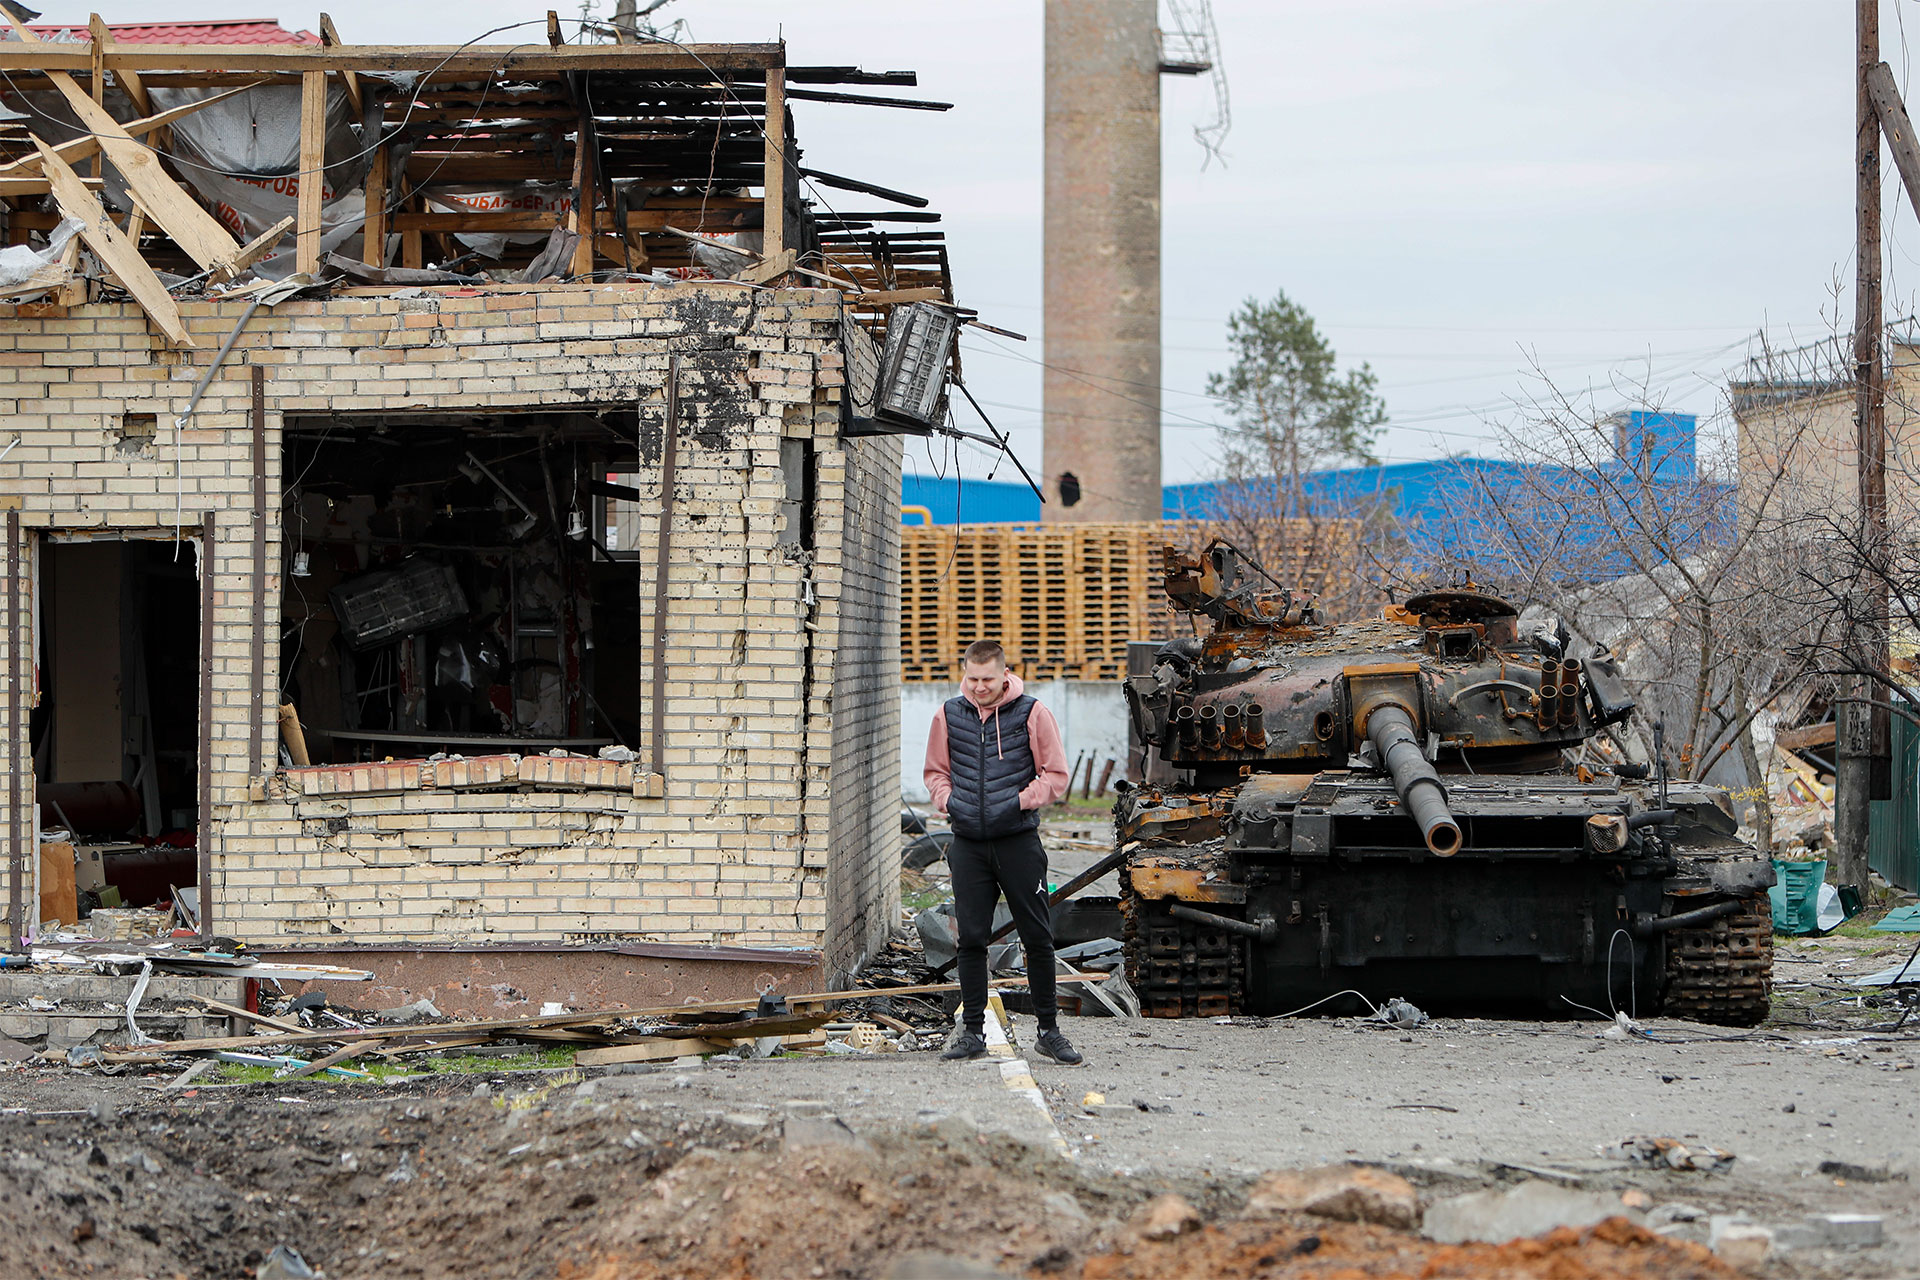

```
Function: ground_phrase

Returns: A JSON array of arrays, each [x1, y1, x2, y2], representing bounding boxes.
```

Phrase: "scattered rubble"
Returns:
[[1602, 1135, 1737, 1173]]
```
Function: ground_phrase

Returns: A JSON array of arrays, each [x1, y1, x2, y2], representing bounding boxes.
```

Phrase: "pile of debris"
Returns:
[[5, 967, 1106, 1081]]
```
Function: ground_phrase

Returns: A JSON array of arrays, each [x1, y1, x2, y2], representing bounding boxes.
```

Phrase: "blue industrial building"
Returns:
[[901, 411, 1723, 582]]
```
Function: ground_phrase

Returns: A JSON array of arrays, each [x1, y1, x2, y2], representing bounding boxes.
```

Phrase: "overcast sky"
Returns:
[[105, 1, 1911, 483]]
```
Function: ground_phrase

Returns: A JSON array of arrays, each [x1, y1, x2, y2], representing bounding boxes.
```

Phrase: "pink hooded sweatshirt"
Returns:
[[923, 670, 1071, 816]]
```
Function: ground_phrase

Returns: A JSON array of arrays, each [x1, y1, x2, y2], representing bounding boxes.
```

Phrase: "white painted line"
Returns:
[[984, 992, 1074, 1160]]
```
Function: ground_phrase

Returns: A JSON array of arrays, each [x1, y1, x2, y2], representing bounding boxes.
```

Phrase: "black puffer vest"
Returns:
[[944, 694, 1039, 840]]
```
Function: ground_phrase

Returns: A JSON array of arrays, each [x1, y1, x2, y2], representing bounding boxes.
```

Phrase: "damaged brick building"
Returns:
[[0, 26, 957, 1009]]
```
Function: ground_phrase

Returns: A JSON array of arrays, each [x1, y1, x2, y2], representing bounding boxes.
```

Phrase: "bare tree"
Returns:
[[1408, 358, 1827, 857], [1718, 324, 1920, 891]]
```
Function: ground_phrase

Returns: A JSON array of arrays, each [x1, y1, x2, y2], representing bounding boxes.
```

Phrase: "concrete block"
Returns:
[[1424, 1181, 1636, 1244]]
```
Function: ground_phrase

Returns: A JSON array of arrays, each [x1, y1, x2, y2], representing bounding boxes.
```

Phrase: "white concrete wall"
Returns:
[[900, 679, 1130, 803]]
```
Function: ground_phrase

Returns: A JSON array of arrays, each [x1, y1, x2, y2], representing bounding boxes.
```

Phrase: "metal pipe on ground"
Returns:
[[1244, 702, 1267, 748], [1168, 901, 1277, 943], [1631, 899, 1743, 936], [1365, 704, 1462, 856], [1222, 702, 1245, 750]]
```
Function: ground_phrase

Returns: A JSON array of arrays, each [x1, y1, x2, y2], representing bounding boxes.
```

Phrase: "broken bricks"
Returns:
[[1600, 1134, 1736, 1172]]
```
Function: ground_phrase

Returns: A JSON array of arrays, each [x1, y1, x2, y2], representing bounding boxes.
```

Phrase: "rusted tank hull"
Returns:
[[1117, 771, 1773, 1025], [1127, 857, 1665, 1019]]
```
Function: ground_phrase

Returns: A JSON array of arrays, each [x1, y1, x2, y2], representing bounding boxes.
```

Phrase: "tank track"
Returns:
[[1660, 894, 1773, 1027], [1121, 886, 1245, 1018]]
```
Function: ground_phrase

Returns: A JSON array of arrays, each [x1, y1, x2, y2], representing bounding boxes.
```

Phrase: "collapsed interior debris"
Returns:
[[281, 410, 653, 759]]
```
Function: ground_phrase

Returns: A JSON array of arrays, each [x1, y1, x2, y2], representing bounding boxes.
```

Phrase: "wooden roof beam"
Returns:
[[88, 14, 151, 114], [318, 13, 363, 115], [32, 137, 192, 348], [0, 42, 786, 75]]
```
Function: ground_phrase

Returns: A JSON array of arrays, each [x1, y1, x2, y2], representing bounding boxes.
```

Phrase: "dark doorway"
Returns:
[[33, 538, 201, 916]]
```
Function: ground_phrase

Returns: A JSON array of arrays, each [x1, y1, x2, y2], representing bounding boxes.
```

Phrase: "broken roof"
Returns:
[[22, 18, 318, 45], [0, 18, 951, 342]]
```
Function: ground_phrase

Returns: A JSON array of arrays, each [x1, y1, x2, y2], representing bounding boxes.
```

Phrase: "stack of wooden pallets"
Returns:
[[900, 518, 1362, 683]]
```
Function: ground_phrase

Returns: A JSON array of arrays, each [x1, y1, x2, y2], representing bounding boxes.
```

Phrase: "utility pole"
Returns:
[[1838, 0, 1887, 896]]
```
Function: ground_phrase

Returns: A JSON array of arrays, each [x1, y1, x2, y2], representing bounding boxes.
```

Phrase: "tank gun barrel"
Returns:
[[1366, 705, 1463, 856]]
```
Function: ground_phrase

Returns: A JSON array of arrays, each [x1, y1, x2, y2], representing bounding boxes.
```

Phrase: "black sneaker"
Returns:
[[1033, 1028, 1083, 1065], [941, 1030, 988, 1060]]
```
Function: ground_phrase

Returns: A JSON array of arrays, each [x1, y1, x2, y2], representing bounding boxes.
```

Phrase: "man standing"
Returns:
[[923, 640, 1082, 1065]]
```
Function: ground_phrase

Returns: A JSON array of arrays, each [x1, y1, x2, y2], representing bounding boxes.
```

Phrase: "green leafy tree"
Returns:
[[1207, 291, 1387, 515]]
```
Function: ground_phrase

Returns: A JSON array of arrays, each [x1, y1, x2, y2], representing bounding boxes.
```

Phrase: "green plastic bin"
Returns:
[[1770, 859, 1825, 935]]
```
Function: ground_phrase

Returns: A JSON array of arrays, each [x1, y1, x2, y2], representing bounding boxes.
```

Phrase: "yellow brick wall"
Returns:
[[0, 284, 900, 962]]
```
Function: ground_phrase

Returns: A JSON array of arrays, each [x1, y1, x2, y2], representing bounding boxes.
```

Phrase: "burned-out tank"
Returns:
[[1116, 541, 1774, 1026]]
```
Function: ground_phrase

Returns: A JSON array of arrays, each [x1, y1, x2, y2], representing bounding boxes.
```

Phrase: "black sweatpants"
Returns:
[[949, 828, 1056, 1033]]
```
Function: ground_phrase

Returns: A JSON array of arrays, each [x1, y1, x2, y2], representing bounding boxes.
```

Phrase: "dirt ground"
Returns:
[[0, 1071, 1751, 1280], [1, 837, 1914, 1280]]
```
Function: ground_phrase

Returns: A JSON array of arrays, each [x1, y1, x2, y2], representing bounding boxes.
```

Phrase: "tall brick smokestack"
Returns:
[[1043, 0, 1163, 524]]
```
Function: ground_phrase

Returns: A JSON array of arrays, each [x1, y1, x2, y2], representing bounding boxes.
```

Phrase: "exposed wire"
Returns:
[[0, 17, 554, 185], [1267, 988, 1384, 1020]]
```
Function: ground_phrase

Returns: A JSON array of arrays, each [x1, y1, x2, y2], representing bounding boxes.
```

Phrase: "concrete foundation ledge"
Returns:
[[250, 940, 826, 1019]]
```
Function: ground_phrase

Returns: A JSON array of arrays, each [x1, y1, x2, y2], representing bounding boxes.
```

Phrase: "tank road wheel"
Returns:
[[1660, 894, 1773, 1027], [1121, 887, 1245, 1019]]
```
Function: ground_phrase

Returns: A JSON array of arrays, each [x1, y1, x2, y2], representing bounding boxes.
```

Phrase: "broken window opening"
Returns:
[[33, 538, 201, 921], [281, 410, 643, 763]]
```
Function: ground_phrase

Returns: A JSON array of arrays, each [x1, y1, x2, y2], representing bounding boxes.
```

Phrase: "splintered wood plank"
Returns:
[[214, 215, 294, 283], [570, 106, 596, 277], [9, 15, 241, 273], [297, 71, 327, 276], [138, 975, 1095, 1056], [362, 142, 388, 265], [32, 137, 192, 348], [763, 68, 786, 260], [575, 1038, 729, 1066]]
